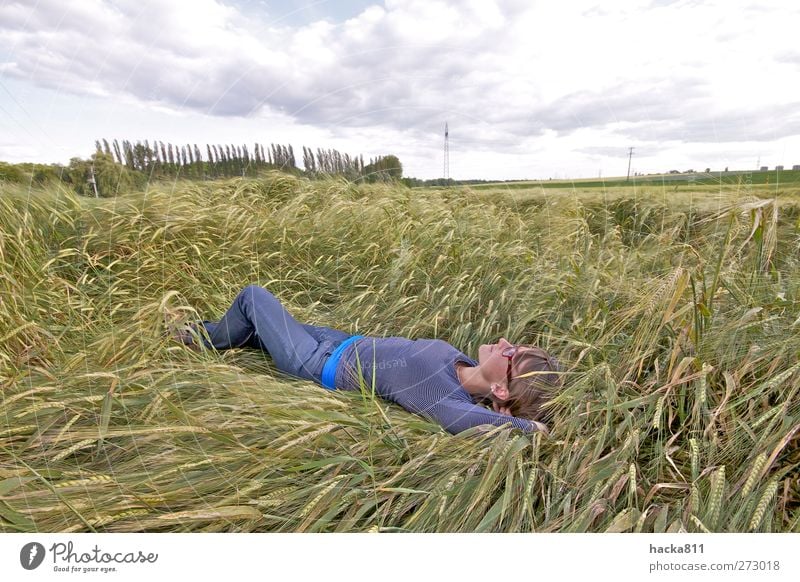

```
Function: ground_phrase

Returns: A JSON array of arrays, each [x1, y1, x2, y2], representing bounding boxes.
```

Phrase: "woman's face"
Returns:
[[476, 337, 516, 384]]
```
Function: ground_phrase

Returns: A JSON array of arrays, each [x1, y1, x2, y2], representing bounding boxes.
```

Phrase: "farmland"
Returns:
[[1, 173, 798, 532]]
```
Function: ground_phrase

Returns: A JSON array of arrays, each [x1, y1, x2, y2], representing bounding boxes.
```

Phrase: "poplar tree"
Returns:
[[123, 141, 135, 169]]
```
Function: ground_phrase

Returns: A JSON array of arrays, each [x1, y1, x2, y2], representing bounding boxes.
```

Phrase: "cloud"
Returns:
[[775, 50, 800, 66], [633, 105, 800, 143], [1, 0, 800, 175], [0, 0, 513, 125]]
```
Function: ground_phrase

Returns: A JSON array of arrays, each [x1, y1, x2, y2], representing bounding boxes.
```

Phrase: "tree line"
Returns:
[[95, 139, 402, 184], [0, 140, 404, 197], [97, 139, 298, 179]]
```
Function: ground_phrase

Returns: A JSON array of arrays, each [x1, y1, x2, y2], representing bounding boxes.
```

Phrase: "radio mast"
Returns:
[[443, 122, 450, 181], [626, 147, 635, 181]]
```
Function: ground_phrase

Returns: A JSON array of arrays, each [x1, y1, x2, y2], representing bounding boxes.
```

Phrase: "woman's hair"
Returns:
[[505, 346, 562, 423]]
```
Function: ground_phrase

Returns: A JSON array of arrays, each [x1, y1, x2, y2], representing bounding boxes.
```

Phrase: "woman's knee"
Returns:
[[240, 284, 270, 299], [237, 285, 283, 316]]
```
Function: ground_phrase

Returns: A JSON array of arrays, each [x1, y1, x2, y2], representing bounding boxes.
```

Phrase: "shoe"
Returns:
[[163, 310, 202, 352], [172, 328, 202, 352]]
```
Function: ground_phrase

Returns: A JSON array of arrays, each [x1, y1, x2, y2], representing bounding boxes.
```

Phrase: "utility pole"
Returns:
[[88, 165, 99, 198], [626, 147, 634, 181], [443, 122, 450, 183]]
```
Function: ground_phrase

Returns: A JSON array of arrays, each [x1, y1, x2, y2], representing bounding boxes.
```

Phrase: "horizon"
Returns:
[[3, 147, 794, 184], [2, 1, 799, 180]]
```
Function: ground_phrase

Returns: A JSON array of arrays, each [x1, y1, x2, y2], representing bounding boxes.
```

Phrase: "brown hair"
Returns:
[[505, 346, 562, 423]]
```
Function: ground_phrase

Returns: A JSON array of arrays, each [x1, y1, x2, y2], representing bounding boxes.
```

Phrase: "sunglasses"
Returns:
[[500, 345, 519, 385]]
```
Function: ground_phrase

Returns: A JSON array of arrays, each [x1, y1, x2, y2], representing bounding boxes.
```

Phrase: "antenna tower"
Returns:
[[443, 122, 450, 181], [626, 147, 635, 181]]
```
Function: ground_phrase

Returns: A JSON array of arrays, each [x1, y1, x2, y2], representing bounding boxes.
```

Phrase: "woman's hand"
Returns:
[[492, 401, 512, 416], [531, 421, 550, 436], [490, 402, 550, 436]]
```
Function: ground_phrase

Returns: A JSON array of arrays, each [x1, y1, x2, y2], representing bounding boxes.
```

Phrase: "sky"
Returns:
[[1, 0, 799, 180]]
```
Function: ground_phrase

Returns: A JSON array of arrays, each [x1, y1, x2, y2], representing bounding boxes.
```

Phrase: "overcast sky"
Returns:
[[1, 0, 799, 180]]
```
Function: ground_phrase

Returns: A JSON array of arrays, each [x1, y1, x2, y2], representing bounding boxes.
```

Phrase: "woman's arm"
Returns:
[[414, 397, 548, 436]]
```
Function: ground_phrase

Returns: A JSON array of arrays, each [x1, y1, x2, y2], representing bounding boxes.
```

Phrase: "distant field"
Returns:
[[471, 169, 800, 190], [466, 183, 800, 217], [1, 173, 798, 533]]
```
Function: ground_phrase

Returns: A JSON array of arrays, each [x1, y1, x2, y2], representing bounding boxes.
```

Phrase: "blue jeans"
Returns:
[[193, 285, 353, 384]]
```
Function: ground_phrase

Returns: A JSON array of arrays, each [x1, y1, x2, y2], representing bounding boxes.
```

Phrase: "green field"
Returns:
[[471, 169, 800, 190], [1, 173, 798, 532]]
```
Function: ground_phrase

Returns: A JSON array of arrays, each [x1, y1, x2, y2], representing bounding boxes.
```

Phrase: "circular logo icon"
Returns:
[[20, 542, 46, 570]]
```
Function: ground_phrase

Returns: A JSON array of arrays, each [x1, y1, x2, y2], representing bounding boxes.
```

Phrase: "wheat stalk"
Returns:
[[707, 466, 726, 529], [741, 453, 769, 498], [749, 479, 779, 531], [689, 438, 700, 482]]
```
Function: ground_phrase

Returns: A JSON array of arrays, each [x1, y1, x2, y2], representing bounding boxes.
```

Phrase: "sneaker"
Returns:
[[163, 310, 202, 352], [172, 327, 202, 352]]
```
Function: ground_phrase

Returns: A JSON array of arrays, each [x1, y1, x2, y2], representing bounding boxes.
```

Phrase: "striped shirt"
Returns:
[[333, 336, 536, 434]]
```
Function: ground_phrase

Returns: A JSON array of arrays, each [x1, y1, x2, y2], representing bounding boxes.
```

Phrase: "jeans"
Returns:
[[193, 285, 354, 385]]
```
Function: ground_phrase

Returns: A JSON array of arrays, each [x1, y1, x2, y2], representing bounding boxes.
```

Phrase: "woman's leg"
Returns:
[[194, 285, 335, 382], [299, 324, 352, 347], [237, 321, 352, 350]]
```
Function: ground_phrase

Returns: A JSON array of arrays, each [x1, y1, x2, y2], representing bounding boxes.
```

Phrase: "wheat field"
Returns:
[[1, 172, 798, 532]]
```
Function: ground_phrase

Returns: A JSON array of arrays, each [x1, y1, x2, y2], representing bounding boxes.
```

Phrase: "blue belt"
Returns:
[[321, 335, 363, 390]]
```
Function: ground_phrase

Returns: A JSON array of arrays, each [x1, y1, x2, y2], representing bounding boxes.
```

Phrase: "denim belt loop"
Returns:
[[321, 335, 363, 390]]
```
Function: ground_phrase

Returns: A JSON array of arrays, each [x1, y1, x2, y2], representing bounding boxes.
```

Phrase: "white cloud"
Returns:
[[1, 0, 799, 177]]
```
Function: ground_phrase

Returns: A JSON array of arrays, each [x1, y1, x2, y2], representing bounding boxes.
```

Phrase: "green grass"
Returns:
[[1, 173, 798, 532]]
